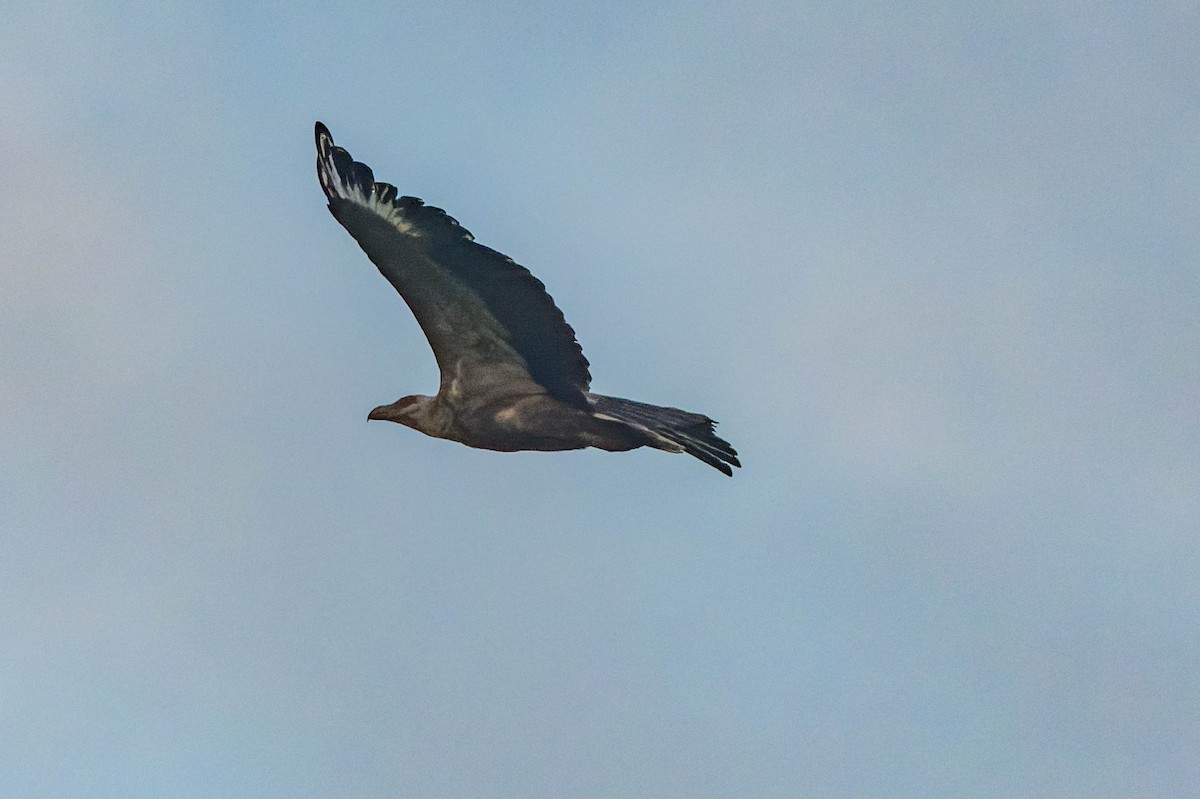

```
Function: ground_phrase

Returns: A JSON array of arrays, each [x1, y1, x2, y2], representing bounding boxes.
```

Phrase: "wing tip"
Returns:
[[315, 121, 341, 202], [314, 121, 377, 207], [315, 121, 333, 153], [314, 125, 477, 244]]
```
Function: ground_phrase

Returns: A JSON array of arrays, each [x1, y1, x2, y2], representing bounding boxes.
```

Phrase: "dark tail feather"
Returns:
[[587, 394, 741, 476]]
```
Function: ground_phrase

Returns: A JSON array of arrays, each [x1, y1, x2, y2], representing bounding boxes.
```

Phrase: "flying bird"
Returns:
[[315, 122, 740, 475]]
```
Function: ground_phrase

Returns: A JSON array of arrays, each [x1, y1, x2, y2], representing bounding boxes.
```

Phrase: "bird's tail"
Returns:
[[587, 393, 741, 476]]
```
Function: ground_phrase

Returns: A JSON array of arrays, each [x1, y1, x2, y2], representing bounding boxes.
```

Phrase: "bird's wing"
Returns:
[[315, 122, 592, 409]]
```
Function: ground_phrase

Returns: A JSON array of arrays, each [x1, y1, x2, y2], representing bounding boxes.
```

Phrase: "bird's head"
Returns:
[[368, 395, 450, 437], [368, 395, 429, 423]]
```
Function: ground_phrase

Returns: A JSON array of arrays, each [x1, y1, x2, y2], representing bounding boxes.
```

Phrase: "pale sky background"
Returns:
[[2, 2, 1198, 797]]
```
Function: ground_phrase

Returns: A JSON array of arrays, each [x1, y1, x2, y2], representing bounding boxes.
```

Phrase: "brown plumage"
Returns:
[[315, 122, 739, 475]]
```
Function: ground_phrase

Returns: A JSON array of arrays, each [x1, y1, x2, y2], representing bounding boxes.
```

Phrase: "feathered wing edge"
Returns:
[[316, 121, 465, 238], [588, 394, 740, 476]]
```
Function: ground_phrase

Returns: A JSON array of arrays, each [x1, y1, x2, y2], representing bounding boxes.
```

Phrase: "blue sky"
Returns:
[[3, 2, 1198, 796]]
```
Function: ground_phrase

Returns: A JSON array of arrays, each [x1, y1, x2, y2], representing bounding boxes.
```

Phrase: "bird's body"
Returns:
[[316, 122, 739, 474]]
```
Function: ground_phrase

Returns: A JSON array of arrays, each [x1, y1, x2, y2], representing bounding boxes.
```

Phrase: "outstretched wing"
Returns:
[[315, 122, 592, 409]]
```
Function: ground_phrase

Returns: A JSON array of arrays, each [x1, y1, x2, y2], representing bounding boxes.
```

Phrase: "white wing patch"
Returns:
[[367, 191, 416, 235], [317, 127, 416, 235]]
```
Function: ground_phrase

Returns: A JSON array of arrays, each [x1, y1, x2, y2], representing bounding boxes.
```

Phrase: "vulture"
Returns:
[[315, 122, 740, 475]]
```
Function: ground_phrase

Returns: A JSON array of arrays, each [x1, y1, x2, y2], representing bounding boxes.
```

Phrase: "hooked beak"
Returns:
[[367, 405, 388, 421]]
